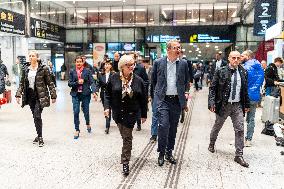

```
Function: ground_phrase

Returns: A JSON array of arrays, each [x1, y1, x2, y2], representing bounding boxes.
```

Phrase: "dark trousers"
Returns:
[[118, 123, 133, 164], [210, 102, 244, 156], [194, 78, 200, 90], [72, 94, 91, 131], [136, 109, 141, 127], [157, 96, 181, 155], [28, 88, 43, 137], [101, 96, 111, 129]]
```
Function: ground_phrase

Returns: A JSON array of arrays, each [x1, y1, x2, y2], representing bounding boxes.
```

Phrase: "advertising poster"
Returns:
[[93, 43, 106, 66]]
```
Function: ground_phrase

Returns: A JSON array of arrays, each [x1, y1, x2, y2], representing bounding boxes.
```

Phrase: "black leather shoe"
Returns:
[[105, 128, 109, 134], [180, 110, 185, 123], [165, 154, 177, 164], [208, 144, 215, 153], [234, 156, 249, 168], [136, 125, 141, 131], [122, 164, 129, 176], [158, 153, 164, 166], [150, 135, 157, 143]]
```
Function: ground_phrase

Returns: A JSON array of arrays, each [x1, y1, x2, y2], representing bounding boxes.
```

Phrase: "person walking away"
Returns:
[[208, 51, 250, 167], [60, 63, 67, 80], [241, 50, 264, 147], [104, 55, 147, 175], [12, 57, 23, 88], [68, 56, 97, 139], [15, 51, 57, 147]]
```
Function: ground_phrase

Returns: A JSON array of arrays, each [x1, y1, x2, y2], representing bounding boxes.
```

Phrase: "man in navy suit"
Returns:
[[151, 39, 189, 166]]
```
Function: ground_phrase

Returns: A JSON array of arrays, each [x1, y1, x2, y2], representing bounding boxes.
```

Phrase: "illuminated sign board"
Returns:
[[253, 0, 277, 36], [31, 18, 65, 42], [0, 8, 25, 35], [190, 34, 231, 43], [146, 35, 180, 43]]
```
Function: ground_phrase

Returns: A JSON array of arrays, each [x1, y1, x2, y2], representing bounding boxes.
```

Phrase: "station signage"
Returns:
[[189, 34, 231, 43], [0, 8, 25, 35], [145, 26, 236, 43], [253, 0, 277, 36], [30, 18, 65, 42]]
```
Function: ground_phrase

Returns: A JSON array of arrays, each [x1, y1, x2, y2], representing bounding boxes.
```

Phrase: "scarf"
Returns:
[[76, 66, 84, 92], [120, 72, 133, 99]]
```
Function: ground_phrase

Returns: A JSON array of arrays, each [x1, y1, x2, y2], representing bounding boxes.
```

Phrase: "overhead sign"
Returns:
[[146, 35, 180, 43], [0, 8, 25, 35], [265, 21, 283, 40], [190, 34, 231, 43], [253, 0, 277, 36], [30, 18, 65, 42]]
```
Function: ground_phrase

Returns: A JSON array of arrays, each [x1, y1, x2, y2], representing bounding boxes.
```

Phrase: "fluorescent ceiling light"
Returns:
[[0, 1, 22, 5]]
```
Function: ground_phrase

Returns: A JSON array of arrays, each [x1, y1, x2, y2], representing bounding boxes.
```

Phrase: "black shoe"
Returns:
[[150, 135, 157, 142], [234, 156, 249, 168], [136, 125, 141, 131], [105, 128, 109, 134], [208, 144, 215, 153], [158, 153, 165, 166], [33, 137, 39, 144], [122, 164, 129, 176], [38, 137, 44, 147], [165, 154, 177, 164], [180, 111, 185, 123]]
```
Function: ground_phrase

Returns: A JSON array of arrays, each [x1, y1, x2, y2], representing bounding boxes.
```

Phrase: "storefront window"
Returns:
[[228, 3, 239, 24], [160, 5, 173, 26], [83, 29, 92, 43], [31, 0, 41, 19], [49, 2, 59, 24], [99, 7, 110, 27], [123, 6, 135, 26], [88, 8, 99, 26], [135, 28, 144, 41], [214, 3, 227, 25], [148, 5, 159, 26], [40, 2, 50, 22], [186, 4, 199, 25], [200, 4, 213, 25], [173, 5, 186, 26], [106, 29, 119, 42], [120, 28, 134, 42], [93, 29, 105, 43], [76, 8, 87, 26], [135, 6, 147, 26], [111, 7, 122, 26], [66, 30, 83, 43], [66, 8, 76, 26]]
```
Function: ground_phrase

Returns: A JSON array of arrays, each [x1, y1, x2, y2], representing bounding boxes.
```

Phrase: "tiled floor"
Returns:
[[0, 81, 283, 189]]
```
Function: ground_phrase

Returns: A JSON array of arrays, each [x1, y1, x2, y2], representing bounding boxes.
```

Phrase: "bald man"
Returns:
[[208, 51, 250, 167], [113, 52, 120, 72]]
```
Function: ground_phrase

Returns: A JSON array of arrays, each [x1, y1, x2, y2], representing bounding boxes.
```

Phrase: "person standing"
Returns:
[[113, 52, 120, 72], [96, 59, 114, 134], [265, 57, 284, 96], [212, 52, 227, 73], [0, 59, 9, 95], [241, 50, 264, 147], [151, 39, 189, 166], [208, 51, 250, 167], [104, 55, 147, 175], [60, 63, 67, 80], [12, 57, 23, 88], [15, 51, 57, 147], [68, 56, 97, 139]]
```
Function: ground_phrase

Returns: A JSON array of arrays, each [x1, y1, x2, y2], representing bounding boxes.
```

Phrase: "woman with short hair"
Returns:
[[16, 51, 57, 147], [104, 55, 147, 175]]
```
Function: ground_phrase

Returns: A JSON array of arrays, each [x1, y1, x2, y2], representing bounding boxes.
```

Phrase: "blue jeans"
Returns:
[[265, 87, 272, 96], [157, 96, 181, 154], [151, 97, 158, 136], [246, 101, 258, 141], [72, 94, 91, 131]]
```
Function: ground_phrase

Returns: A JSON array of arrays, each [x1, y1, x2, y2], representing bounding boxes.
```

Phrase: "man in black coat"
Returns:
[[133, 59, 149, 131], [212, 52, 227, 73], [208, 51, 250, 168]]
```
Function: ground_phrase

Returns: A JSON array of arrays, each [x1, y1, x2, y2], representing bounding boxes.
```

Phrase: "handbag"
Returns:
[[270, 86, 281, 98]]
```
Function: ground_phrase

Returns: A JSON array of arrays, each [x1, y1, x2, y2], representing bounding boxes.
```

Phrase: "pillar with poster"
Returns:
[[93, 43, 106, 70]]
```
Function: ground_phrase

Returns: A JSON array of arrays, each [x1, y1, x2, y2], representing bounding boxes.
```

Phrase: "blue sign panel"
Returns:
[[253, 0, 277, 36]]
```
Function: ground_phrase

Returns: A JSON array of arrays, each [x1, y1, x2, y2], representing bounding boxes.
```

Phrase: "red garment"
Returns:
[[76, 66, 84, 92]]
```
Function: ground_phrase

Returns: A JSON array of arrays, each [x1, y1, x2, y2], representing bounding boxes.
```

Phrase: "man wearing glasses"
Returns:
[[208, 51, 250, 167], [152, 39, 189, 166]]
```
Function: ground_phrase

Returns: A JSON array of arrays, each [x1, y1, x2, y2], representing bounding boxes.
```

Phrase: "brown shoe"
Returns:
[[234, 156, 249, 168], [208, 144, 215, 153]]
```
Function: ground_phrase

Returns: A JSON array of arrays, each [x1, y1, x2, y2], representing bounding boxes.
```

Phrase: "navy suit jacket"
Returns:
[[68, 68, 96, 96], [151, 57, 189, 109]]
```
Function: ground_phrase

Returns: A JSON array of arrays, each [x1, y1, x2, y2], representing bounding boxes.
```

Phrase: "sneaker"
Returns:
[[245, 140, 252, 147], [38, 137, 44, 147], [136, 125, 141, 131], [122, 164, 129, 176], [150, 135, 157, 143], [33, 137, 39, 144]]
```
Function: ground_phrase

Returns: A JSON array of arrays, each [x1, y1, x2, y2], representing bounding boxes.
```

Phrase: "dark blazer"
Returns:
[[265, 63, 283, 87], [182, 57, 193, 83], [151, 57, 189, 109], [212, 59, 227, 73], [134, 63, 149, 93], [68, 67, 96, 96], [104, 72, 147, 128], [208, 65, 250, 116], [96, 72, 113, 104]]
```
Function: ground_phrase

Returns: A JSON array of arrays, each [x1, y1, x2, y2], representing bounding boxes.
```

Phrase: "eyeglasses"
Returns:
[[171, 46, 181, 50], [231, 57, 241, 60], [125, 63, 135, 68]]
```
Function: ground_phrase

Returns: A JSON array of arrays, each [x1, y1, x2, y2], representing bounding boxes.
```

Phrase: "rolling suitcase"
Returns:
[[261, 96, 280, 123]]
